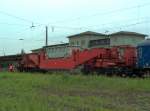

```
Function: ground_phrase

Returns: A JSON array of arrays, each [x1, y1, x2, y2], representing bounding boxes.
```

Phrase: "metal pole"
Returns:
[[46, 26, 48, 46], [3, 48, 5, 56]]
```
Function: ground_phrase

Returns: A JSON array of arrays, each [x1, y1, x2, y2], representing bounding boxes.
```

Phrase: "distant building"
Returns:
[[44, 43, 69, 58], [32, 31, 147, 58], [68, 31, 147, 49], [109, 31, 147, 47], [68, 31, 108, 49]]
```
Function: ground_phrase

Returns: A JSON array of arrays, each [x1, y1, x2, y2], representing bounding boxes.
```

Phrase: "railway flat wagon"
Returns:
[[18, 45, 137, 76]]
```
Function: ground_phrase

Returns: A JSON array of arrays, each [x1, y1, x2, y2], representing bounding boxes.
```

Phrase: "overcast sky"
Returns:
[[0, 0, 150, 55]]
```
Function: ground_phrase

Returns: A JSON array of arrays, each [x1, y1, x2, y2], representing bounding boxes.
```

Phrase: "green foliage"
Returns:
[[0, 72, 150, 111]]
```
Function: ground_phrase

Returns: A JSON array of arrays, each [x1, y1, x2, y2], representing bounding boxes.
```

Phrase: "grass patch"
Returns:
[[0, 72, 150, 111]]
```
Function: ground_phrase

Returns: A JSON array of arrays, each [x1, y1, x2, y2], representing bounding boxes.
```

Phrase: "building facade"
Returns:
[[32, 31, 146, 58], [68, 31, 108, 49], [68, 31, 146, 49], [45, 43, 69, 58], [109, 31, 146, 47]]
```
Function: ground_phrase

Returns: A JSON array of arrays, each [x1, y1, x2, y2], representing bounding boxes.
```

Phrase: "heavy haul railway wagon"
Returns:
[[18, 45, 137, 76]]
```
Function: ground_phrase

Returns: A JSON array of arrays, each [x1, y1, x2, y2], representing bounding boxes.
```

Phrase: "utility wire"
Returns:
[[48, 2, 150, 25], [0, 19, 149, 41], [0, 10, 32, 23], [84, 16, 150, 28], [0, 3, 149, 43], [0, 10, 44, 26], [0, 2, 149, 31], [92, 19, 150, 33], [0, 16, 149, 31], [0, 17, 149, 40], [36, 16, 149, 32], [116, 20, 150, 29], [0, 22, 29, 26], [0, 2, 149, 30], [82, 17, 150, 32]]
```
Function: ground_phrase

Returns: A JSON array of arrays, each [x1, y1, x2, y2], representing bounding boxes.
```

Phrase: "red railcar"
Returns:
[[18, 45, 137, 76]]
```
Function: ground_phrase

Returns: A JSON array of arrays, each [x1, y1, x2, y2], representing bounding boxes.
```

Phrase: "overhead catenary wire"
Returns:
[[0, 26, 45, 41], [0, 10, 33, 24], [0, 19, 149, 41], [0, 15, 149, 41], [0, 2, 149, 31], [0, 17, 149, 32], [48, 2, 150, 25], [0, 1, 149, 45], [0, 22, 30, 26], [85, 18, 150, 32], [0, 10, 45, 27]]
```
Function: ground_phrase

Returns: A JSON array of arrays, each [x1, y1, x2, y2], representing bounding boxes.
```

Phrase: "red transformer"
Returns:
[[18, 45, 136, 76]]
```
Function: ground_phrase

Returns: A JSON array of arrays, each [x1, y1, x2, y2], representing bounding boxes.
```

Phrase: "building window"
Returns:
[[114, 38, 117, 42], [55, 47, 58, 51], [81, 40, 85, 46], [58, 47, 60, 51], [51, 48, 54, 52], [89, 38, 110, 47], [77, 41, 79, 46], [71, 42, 74, 46]]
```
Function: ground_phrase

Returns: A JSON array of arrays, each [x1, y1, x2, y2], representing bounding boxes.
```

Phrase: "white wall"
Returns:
[[69, 35, 107, 49], [110, 35, 145, 46]]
